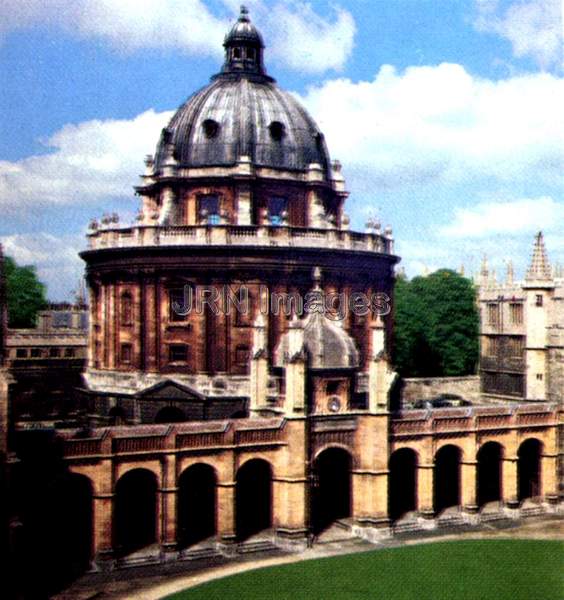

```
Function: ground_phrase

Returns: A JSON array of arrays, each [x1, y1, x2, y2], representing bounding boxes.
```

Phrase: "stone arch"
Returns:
[[518, 438, 543, 503], [155, 405, 186, 424], [312, 447, 352, 534], [388, 447, 418, 522], [236, 458, 272, 541], [177, 463, 217, 549], [477, 441, 504, 507], [114, 468, 158, 556], [108, 405, 127, 425], [433, 444, 462, 514]]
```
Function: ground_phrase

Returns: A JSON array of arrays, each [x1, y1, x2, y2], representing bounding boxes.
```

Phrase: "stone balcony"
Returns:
[[86, 224, 395, 255]]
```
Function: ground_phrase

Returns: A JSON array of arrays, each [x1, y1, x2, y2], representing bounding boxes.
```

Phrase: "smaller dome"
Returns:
[[225, 5, 264, 48], [274, 312, 360, 370]]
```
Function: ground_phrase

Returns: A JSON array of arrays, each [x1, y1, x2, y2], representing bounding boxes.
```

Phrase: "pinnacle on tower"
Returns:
[[526, 231, 552, 282], [506, 260, 514, 285]]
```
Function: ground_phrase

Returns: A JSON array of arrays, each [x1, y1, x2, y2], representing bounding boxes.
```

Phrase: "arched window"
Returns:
[[120, 292, 133, 326]]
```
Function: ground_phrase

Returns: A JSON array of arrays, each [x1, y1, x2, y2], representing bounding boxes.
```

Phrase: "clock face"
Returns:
[[328, 397, 341, 413]]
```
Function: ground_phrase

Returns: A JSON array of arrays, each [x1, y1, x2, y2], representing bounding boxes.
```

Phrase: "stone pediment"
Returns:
[[136, 380, 205, 402]]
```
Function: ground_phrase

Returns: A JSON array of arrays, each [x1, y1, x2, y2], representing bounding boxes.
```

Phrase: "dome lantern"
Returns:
[[222, 5, 266, 76]]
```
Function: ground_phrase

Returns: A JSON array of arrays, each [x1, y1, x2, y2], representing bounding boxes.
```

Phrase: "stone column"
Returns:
[[93, 493, 114, 563], [250, 313, 268, 415], [541, 452, 559, 503], [236, 183, 252, 225], [160, 454, 178, 555], [217, 481, 237, 554], [502, 456, 519, 510], [417, 463, 435, 524], [461, 460, 478, 513], [274, 418, 308, 551]]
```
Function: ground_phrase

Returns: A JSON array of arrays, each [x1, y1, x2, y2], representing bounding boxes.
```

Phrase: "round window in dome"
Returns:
[[269, 121, 285, 141], [203, 119, 220, 139]]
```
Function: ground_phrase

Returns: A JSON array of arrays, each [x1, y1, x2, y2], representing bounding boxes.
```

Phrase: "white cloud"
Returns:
[[1, 233, 85, 300], [475, 0, 563, 72], [299, 63, 564, 190], [0, 0, 355, 73], [0, 109, 173, 211], [441, 196, 563, 237]]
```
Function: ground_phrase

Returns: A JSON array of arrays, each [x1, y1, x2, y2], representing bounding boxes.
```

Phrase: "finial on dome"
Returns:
[[240, 5, 250, 20]]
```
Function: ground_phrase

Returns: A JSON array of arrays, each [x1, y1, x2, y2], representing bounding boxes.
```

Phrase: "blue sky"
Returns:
[[0, 0, 562, 300]]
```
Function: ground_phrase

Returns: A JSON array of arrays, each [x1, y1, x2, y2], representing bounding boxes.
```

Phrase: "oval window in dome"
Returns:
[[203, 119, 220, 139], [269, 121, 285, 141]]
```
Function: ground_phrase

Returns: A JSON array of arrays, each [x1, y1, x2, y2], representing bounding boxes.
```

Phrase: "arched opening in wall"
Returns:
[[477, 442, 503, 507], [114, 469, 158, 556], [312, 448, 352, 534], [155, 406, 186, 424], [388, 448, 417, 522], [518, 438, 542, 503], [178, 464, 217, 549], [433, 445, 461, 514], [47, 473, 93, 582], [108, 405, 127, 426], [236, 459, 272, 541]]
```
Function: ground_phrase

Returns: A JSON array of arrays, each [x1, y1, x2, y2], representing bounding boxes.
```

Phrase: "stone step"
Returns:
[[237, 540, 278, 554], [179, 546, 222, 562], [392, 520, 422, 534]]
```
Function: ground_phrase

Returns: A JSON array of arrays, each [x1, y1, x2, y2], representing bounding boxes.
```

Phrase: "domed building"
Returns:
[[81, 6, 398, 423], [20, 8, 557, 574]]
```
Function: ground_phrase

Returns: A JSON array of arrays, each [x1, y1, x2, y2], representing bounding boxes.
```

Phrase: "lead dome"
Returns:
[[154, 6, 331, 177]]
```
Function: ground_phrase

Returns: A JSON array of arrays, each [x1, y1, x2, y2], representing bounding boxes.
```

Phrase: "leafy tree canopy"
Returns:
[[3, 256, 48, 328], [392, 269, 479, 378]]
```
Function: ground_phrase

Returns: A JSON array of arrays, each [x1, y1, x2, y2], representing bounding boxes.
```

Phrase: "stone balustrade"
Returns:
[[60, 417, 286, 459], [391, 403, 557, 438], [86, 224, 394, 255]]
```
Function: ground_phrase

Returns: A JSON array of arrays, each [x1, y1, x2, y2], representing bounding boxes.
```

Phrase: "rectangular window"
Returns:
[[64, 347, 76, 358], [487, 303, 499, 326], [30, 348, 42, 358], [199, 194, 220, 224], [235, 345, 250, 366], [16, 348, 27, 358], [169, 287, 188, 322], [483, 336, 497, 356], [267, 197, 288, 226], [509, 303, 523, 325], [169, 344, 189, 363], [507, 337, 524, 358], [49, 347, 61, 358], [536, 295, 543, 307], [121, 343, 132, 364]]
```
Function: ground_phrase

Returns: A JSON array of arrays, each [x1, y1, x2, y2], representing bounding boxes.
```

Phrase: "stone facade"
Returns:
[[402, 376, 481, 406], [6, 304, 87, 425], [478, 233, 564, 403], [6, 10, 562, 587]]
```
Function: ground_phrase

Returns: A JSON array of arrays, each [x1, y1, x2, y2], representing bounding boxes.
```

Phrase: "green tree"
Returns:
[[4, 256, 47, 328], [392, 269, 479, 377]]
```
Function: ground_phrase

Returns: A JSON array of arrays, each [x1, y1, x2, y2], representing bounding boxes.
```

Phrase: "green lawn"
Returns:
[[167, 540, 564, 600]]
